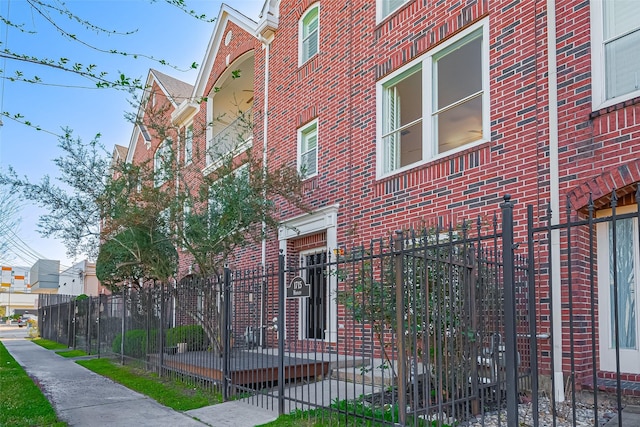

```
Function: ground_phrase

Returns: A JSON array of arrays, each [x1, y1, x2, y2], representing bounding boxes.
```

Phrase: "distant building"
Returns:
[[58, 260, 105, 296], [29, 259, 60, 294], [0, 265, 37, 316]]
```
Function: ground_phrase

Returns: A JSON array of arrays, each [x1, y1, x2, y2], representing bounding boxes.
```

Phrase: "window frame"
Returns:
[[299, 4, 320, 66], [184, 124, 193, 165], [377, 0, 409, 23], [376, 19, 489, 179], [206, 96, 214, 168], [298, 119, 319, 179], [154, 138, 172, 187], [590, 0, 640, 110], [596, 204, 640, 373]]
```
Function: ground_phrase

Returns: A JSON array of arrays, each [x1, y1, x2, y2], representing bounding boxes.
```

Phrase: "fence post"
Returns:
[[121, 285, 126, 365], [223, 266, 232, 401], [527, 205, 539, 426], [86, 299, 91, 354], [501, 195, 518, 427], [394, 231, 407, 426], [159, 281, 165, 376], [278, 250, 286, 416]]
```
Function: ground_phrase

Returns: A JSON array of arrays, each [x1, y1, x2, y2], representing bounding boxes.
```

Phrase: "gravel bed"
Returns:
[[463, 397, 617, 427]]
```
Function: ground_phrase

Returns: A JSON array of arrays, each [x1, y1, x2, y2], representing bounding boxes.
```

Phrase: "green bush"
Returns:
[[165, 325, 207, 351], [112, 329, 158, 358]]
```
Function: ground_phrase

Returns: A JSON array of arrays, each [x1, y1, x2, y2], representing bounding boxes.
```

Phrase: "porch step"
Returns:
[[582, 378, 640, 397], [331, 359, 396, 387]]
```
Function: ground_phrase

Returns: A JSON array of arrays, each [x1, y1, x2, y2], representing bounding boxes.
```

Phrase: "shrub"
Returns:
[[165, 325, 207, 351], [111, 329, 158, 358]]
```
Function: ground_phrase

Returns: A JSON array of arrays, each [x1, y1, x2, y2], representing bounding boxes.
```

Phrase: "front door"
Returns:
[[305, 252, 327, 340]]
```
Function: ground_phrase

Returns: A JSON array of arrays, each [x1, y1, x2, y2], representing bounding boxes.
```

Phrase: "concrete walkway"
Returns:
[[0, 325, 278, 427]]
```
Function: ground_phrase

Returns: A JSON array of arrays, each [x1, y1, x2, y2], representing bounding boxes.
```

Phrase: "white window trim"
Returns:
[[278, 204, 339, 343], [184, 123, 193, 165], [298, 3, 320, 67], [375, 19, 490, 179], [596, 204, 640, 374], [298, 119, 319, 179], [376, 0, 409, 24], [206, 96, 214, 167], [590, 0, 640, 110]]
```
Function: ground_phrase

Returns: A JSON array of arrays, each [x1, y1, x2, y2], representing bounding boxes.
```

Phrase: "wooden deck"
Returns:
[[148, 349, 331, 386]]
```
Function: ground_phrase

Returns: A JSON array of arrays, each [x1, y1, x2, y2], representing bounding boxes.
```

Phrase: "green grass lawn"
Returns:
[[31, 338, 68, 350], [0, 341, 66, 427], [76, 358, 223, 411], [56, 349, 89, 358]]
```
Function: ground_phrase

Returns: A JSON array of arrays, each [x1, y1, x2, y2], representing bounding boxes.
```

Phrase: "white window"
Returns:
[[378, 0, 408, 22], [377, 21, 489, 177], [299, 4, 319, 65], [154, 139, 172, 186], [206, 97, 214, 167], [185, 124, 193, 165], [298, 120, 318, 178], [597, 205, 640, 374], [591, 0, 640, 109]]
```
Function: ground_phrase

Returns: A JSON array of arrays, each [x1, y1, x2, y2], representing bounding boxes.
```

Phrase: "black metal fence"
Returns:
[[38, 194, 640, 426]]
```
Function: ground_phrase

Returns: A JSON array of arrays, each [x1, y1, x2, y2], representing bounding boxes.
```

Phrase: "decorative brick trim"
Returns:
[[567, 159, 640, 210], [589, 96, 640, 120], [297, 107, 317, 127], [375, 143, 490, 197], [292, 232, 327, 252], [297, 55, 320, 81], [374, 1, 488, 80]]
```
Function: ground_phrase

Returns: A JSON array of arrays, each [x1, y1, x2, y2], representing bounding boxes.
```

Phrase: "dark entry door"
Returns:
[[306, 252, 327, 339]]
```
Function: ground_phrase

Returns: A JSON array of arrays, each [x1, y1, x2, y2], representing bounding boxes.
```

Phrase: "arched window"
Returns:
[[299, 4, 319, 65]]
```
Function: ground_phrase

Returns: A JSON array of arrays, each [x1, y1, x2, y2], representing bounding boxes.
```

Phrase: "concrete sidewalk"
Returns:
[[0, 327, 278, 427]]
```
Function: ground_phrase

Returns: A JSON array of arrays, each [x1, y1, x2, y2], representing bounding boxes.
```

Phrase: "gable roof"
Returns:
[[113, 144, 128, 161], [192, 4, 259, 98], [150, 69, 194, 107]]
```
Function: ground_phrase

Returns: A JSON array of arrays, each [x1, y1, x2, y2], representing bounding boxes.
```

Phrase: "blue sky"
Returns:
[[0, 0, 264, 270]]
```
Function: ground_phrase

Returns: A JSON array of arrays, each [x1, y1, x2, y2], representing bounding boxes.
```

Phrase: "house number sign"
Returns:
[[287, 276, 310, 298]]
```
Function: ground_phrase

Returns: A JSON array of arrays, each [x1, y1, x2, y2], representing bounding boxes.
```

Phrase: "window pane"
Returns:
[[436, 36, 482, 109], [436, 95, 482, 154], [382, 67, 422, 173], [303, 131, 317, 151], [395, 70, 422, 127], [303, 9, 318, 37], [301, 150, 317, 176], [303, 32, 318, 61], [605, 29, 640, 99], [383, 69, 421, 134], [302, 7, 319, 62], [604, 0, 640, 40], [185, 126, 193, 164], [382, 120, 422, 172], [609, 218, 638, 349], [383, 0, 406, 17]]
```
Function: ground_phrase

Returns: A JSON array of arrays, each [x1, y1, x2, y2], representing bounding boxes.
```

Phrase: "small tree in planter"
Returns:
[[336, 224, 488, 411]]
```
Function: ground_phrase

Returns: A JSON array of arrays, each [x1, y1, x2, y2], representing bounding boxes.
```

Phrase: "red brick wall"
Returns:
[[127, 0, 640, 380]]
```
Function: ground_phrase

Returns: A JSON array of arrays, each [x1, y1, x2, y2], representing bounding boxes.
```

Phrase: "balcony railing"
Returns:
[[206, 108, 253, 172]]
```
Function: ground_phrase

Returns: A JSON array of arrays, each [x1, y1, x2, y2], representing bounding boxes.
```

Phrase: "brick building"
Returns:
[[118, 0, 640, 397]]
